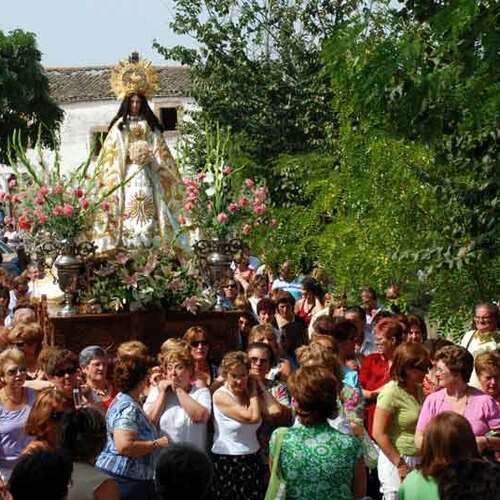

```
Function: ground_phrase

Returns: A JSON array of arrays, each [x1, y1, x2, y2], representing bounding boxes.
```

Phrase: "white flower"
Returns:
[[205, 186, 216, 197], [203, 171, 215, 184]]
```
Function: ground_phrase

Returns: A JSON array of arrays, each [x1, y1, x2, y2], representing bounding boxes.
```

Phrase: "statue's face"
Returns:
[[130, 94, 141, 116]]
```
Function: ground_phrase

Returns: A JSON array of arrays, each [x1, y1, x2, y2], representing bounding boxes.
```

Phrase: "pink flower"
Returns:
[[73, 188, 84, 198], [80, 199, 90, 209], [37, 213, 48, 224], [63, 204, 74, 216], [254, 204, 266, 215], [8, 179, 17, 189], [238, 197, 250, 208], [195, 172, 205, 181], [101, 202, 110, 212], [184, 202, 194, 211], [123, 272, 139, 288], [178, 214, 187, 225], [182, 296, 199, 314], [115, 252, 130, 265], [0, 192, 5, 202], [254, 186, 268, 202], [223, 166, 233, 175], [186, 191, 198, 202], [38, 186, 49, 197], [35, 196, 45, 206], [228, 202, 239, 213], [53, 184, 63, 195], [217, 212, 229, 224], [244, 178, 255, 189], [52, 205, 64, 216], [242, 224, 252, 236]]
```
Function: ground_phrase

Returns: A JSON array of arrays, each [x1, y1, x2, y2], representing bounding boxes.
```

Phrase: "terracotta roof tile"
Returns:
[[45, 65, 190, 103]]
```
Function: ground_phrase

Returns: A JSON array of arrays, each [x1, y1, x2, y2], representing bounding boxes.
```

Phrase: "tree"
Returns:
[[0, 29, 63, 163], [155, 0, 360, 163]]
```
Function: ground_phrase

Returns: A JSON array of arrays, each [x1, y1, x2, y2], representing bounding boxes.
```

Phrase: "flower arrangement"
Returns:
[[79, 246, 201, 313], [6, 130, 128, 241], [176, 125, 277, 239]]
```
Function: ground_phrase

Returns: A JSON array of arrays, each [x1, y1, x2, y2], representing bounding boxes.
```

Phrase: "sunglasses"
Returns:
[[224, 283, 237, 288], [411, 361, 431, 372], [5, 366, 27, 376], [249, 356, 269, 365], [191, 340, 209, 348], [53, 367, 77, 378]]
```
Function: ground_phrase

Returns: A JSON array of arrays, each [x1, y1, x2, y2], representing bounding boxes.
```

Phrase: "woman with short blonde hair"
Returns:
[[210, 351, 264, 499], [0, 348, 38, 479], [144, 344, 211, 452], [8, 323, 44, 381]]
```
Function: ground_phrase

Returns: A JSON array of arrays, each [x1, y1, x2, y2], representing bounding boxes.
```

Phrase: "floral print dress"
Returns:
[[270, 422, 362, 500]]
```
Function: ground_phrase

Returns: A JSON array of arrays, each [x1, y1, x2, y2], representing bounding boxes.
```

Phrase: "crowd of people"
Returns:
[[0, 257, 498, 500]]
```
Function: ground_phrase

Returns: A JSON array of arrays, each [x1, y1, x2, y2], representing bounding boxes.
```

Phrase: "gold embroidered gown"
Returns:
[[95, 116, 181, 250]]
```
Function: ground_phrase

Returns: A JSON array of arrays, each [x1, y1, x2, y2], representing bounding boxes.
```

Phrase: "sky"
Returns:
[[1, 0, 194, 67]]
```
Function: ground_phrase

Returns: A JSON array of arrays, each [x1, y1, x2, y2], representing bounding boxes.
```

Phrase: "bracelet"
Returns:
[[152, 439, 159, 450], [396, 457, 407, 468]]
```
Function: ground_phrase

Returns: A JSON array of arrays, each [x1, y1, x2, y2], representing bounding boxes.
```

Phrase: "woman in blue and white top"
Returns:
[[96, 353, 169, 500], [210, 351, 264, 500]]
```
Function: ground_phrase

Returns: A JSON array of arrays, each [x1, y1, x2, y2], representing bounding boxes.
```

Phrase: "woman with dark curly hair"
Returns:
[[294, 277, 323, 326], [95, 352, 169, 500], [269, 365, 366, 499]]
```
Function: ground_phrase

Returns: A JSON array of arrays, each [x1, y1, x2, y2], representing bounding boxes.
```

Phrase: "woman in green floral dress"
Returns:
[[269, 366, 366, 500]]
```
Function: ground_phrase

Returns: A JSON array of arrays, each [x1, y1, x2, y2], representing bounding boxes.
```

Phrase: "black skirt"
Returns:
[[210, 452, 265, 500]]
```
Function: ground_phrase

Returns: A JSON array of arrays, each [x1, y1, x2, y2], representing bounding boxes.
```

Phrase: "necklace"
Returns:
[[444, 387, 469, 415]]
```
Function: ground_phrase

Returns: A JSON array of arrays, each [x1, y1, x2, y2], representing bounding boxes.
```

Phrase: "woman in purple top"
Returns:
[[415, 345, 500, 454], [0, 348, 36, 480]]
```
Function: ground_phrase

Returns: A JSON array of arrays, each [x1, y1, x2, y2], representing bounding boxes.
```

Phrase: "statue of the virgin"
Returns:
[[95, 52, 182, 250]]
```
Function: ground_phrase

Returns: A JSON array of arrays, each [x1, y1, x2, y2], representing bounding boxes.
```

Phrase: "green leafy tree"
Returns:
[[156, 0, 360, 162], [0, 29, 63, 163]]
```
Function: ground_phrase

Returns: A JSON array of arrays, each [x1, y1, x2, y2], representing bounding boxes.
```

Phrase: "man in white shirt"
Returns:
[[461, 302, 499, 388]]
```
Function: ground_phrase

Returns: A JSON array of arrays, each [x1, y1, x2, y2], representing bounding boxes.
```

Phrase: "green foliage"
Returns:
[[156, 0, 361, 162], [0, 30, 63, 163]]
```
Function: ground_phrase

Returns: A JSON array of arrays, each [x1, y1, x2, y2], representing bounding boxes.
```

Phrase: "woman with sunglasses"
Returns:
[[183, 327, 218, 388], [0, 349, 37, 480], [22, 387, 71, 456], [372, 343, 430, 500]]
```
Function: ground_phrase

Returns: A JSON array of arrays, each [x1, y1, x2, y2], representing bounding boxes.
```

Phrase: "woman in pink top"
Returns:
[[415, 345, 500, 455]]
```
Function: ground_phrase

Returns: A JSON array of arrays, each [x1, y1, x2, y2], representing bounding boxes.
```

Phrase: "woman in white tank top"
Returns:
[[210, 351, 264, 499]]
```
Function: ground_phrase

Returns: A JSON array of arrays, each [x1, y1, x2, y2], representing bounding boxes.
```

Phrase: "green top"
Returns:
[[376, 380, 422, 456], [270, 422, 362, 500], [398, 470, 439, 500]]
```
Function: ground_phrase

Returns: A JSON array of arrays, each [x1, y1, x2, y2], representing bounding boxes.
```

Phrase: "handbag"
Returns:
[[265, 427, 288, 500]]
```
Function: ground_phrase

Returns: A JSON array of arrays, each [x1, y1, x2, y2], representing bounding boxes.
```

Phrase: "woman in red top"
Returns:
[[360, 318, 404, 436], [294, 277, 323, 326]]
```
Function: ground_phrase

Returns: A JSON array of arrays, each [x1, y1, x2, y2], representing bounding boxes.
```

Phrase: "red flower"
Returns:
[[184, 202, 195, 211], [228, 202, 239, 213], [35, 196, 45, 206], [53, 184, 63, 195], [37, 213, 48, 224], [80, 199, 90, 210], [101, 202, 110, 212], [178, 214, 187, 225], [52, 205, 64, 216], [242, 224, 252, 236], [244, 178, 255, 189], [38, 186, 49, 197], [223, 166, 233, 175], [254, 204, 266, 215], [18, 215, 31, 230], [73, 188, 84, 198]]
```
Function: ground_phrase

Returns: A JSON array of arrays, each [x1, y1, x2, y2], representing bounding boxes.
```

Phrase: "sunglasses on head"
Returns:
[[224, 283, 236, 288], [191, 340, 209, 348], [53, 367, 77, 378]]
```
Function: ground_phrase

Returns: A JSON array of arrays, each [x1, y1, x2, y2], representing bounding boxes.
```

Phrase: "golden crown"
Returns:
[[110, 52, 159, 100]]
